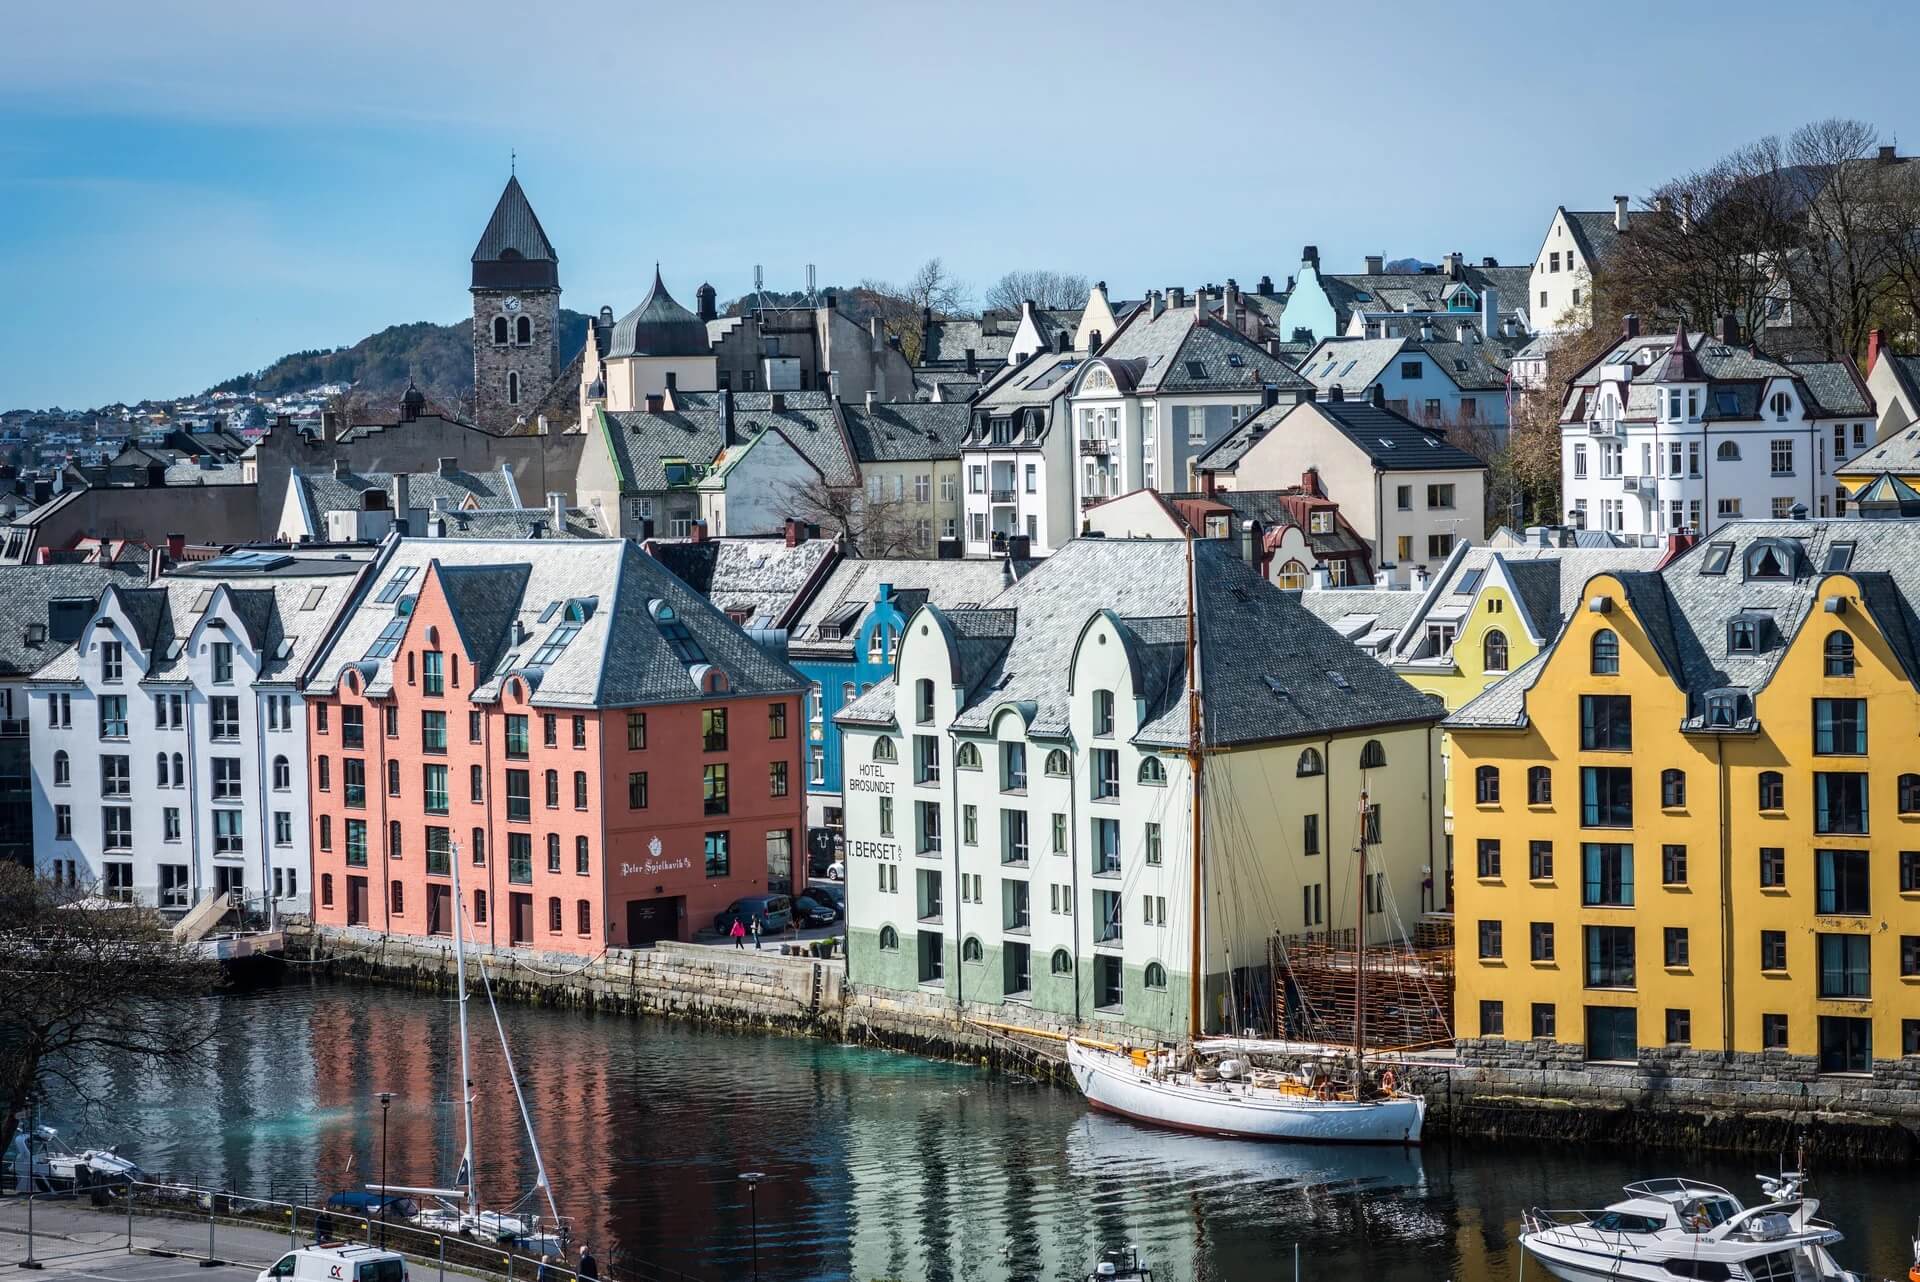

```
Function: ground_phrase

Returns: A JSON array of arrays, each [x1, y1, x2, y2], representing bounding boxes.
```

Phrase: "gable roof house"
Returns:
[[275, 459, 524, 543], [1298, 327, 1522, 441], [841, 399, 972, 556], [575, 389, 859, 542], [1197, 390, 1489, 584], [1276, 246, 1532, 345], [959, 348, 1084, 558], [1081, 483, 1374, 590]]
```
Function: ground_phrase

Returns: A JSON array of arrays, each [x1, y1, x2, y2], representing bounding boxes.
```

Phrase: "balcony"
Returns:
[[1621, 475, 1647, 494], [1078, 438, 1111, 457], [1587, 420, 1619, 438], [989, 488, 1017, 504]]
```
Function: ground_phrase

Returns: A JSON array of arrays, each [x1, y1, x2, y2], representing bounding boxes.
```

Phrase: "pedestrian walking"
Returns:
[[730, 917, 746, 949], [577, 1244, 599, 1282], [314, 1210, 334, 1244], [751, 913, 762, 950], [537, 1253, 557, 1282]]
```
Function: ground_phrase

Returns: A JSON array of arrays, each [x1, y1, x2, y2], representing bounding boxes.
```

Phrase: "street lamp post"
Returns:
[[375, 1092, 395, 1249], [737, 1172, 765, 1282]]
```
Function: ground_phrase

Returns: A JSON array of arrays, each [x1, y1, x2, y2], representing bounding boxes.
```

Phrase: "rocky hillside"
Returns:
[[207, 310, 593, 410]]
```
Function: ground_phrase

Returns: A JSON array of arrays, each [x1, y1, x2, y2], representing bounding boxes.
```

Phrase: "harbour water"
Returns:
[[48, 983, 1920, 1282]]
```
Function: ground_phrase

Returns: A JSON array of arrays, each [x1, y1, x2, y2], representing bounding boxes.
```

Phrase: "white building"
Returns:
[[960, 349, 1081, 556], [832, 538, 1445, 1041], [1559, 319, 1874, 538], [1066, 289, 1311, 511], [1529, 200, 1648, 333], [28, 548, 373, 911]]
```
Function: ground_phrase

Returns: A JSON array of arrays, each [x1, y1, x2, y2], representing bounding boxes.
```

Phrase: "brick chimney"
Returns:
[[1868, 328, 1884, 373], [1302, 467, 1324, 497], [784, 516, 805, 548], [689, 520, 708, 544], [1622, 314, 1641, 339], [645, 393, 664, 413], [166, 533, 185, 561], [1657, 527, 1699, 569]]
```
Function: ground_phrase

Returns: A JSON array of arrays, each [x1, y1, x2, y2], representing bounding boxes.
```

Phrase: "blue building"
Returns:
[[785, 557, 1033, 862]]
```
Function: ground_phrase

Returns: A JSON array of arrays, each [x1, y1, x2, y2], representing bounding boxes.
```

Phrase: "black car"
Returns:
[[791, 894, 838, 926], [804, 882, 846, 914]]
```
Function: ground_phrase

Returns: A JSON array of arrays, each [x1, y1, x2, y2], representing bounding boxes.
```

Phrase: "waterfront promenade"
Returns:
[[0, 1199, 288, 1282]]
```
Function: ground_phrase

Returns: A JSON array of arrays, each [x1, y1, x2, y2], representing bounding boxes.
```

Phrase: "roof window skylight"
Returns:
[[1701, 542, 1734, 575], [364, 614, 408, 660], [373, 566, 416, 604]]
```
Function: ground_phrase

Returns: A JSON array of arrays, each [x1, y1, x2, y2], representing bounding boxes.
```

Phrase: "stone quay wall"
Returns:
[[296, 927, 1920, 1162]]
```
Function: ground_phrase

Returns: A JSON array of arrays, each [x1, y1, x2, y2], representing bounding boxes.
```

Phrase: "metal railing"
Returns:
[[0, 1171, 702, 1282]]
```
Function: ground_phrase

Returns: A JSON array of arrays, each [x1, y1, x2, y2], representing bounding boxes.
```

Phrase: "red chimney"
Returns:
[[1868, 328, 1884, 373], [1201, 470, 1217, 498], [1301, 467, 1325, 498], [784, 516, 803, 548], [689, 520, 708, 544], [1656, 528, 1699, 569], [166, 532, 186, 562]]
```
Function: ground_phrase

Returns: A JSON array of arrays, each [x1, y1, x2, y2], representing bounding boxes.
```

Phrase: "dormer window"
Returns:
[[100, 640, 123, 683], [211, 641, 234, 685], [1769, 391, 1791, 420], [1705, 692, 1739, 728], [1714, 390, 1740, 416], [915, 678, 935, 725], [1729, 617, 1760, 654], [1744, 540, 1795, 581]]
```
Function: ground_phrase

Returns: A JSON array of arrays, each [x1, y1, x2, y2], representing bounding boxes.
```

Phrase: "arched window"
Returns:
[[492, 316, 509, 345], [1591, 629, 1619, 675], [1359, 739, 1387, 769], [1483, 629, 1509, 673], [171, 752, 183, 785], [547, 896, 562, 933], [841, 681, 855, 707], [388, 820, 402, 860], [1825, 632, 1855, 677], [956, 743, 982, 770], [1138, 757, 1167, 786], [1527, 765, 1552, 805], [1661, 769, 1686, 808], [1901, 773, 1920, 815], [53, 751, 68, 786], [507, 371, 520, 405], [879, 925, 899, 951], [915, 678, 935, 724], [576, 899, 591, 935], [872, 737, 897, 763], [516, 315, 531, 345], [1717, 440, 1741, 461], [1758, 770, 1784, 811], [1045, 750, 1070, 777], [1769, 390, 1791, 418], [1297, 747, 1324, 778], [1144, 962, 1168, 990], [1474, 765, 1501, 804], [273, 755, 290, 791], [391, 881, 405, 915], [1050, 948, 1074, 975], [962, 936, 983, 963], [1276, 559, 1309, 590], [156, 752, 169, 786]]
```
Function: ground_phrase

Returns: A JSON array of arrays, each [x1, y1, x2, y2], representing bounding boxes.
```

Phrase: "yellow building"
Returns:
[[1449, 519, 1920, 1085]]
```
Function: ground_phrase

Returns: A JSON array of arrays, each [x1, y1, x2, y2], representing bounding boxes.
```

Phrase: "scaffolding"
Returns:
[[1269, 916, 1455, 1052]]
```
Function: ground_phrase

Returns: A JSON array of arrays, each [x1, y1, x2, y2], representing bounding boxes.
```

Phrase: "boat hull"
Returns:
[[1066, 1040, 1425, 1145]]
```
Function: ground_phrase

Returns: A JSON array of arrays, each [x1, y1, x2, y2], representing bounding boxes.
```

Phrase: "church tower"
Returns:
[[470, 175, 560, 432]]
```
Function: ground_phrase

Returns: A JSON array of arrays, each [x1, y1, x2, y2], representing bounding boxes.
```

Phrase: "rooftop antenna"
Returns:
[[806, 263, 817, 308], [754, 264, 768, 312], [510, 149, 515, 176]]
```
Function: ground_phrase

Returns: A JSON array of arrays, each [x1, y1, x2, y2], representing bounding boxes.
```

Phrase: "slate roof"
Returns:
[[1097, 303, 1310, 395], [1298, 332, 1519, 397], [912, 371, 982, 403], [294, 464, 521, 519], [1201, 398, 1487, 473], [787, 556, 1034, 659], [0, 564, 144, 677], [1879, 354, 1920, 411], [606, 271, 712, 359], [836, 538, 1442, 749], [921, 308, 1081, 367], [1448, 519, 1920, 732], [842, 401, 971, 463], [471, 176, 558, 264], [1174, 489, 1373, 566], [964, 352, 1083, 447], [424, 507, 602, 539], [643, 536, 839, 631], [34, 550, 373, 684], [1568, 333, 1870, 422], [1296, 587, 1428, 655], [596, 391, 856, 491], [1559, 208, 1655, 269], [1317, 264, 1533, 332], [304, 538, 806, 707]]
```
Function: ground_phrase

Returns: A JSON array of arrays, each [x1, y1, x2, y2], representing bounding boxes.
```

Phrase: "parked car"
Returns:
[[713, 895, 793, 935], [791, 895, 838, 926], [260, 1245, 408, 1282], [804, 882, 845, 914], [824, 861, 845, 882]]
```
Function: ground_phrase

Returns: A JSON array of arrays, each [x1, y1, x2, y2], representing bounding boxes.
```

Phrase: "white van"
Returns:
[[257, 1245, 408, 1282]]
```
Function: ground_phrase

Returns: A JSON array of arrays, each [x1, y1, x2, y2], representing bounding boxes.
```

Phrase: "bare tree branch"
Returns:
[[775, 476, 918, 559], [982, 270, 1091, 313]]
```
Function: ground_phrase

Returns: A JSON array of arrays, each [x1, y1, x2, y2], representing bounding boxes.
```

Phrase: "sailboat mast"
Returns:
[[1185, 533, 1204, 1040], [1353, 788, 1368, 1071], [449, 841, 478, 1218]]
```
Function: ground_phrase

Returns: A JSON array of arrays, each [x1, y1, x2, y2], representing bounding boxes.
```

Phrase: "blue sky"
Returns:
[[3, 0, 1917, 409]]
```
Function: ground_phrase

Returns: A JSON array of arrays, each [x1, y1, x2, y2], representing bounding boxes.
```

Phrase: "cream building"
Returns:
[[833, 538, 1445, 1041]]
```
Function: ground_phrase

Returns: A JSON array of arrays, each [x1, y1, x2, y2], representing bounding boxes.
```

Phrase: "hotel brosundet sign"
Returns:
[[847, 763, 899, 863]]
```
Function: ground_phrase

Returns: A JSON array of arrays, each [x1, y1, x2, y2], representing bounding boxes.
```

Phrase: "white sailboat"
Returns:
[[375, 843, 567, 1254], [1066, 533, 1427, 1145]]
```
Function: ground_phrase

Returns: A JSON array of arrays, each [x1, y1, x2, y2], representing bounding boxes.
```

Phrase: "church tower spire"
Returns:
[[470, 175, 560, 432]]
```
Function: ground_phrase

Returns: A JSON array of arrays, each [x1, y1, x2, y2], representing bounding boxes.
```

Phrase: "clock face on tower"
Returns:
[[503, 297, 522, 313]]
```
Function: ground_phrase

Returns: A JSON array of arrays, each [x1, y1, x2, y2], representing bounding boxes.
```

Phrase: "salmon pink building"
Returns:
[[303, 538, 806, 952]]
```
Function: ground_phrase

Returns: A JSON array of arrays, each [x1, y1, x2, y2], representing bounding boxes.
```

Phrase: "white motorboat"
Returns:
[[5, 1125, 143, 1192], [1520, 1174, 1862, 1282], [1067, 1040, 1425, 1144], [1086, 1245, 1153, 1282]]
